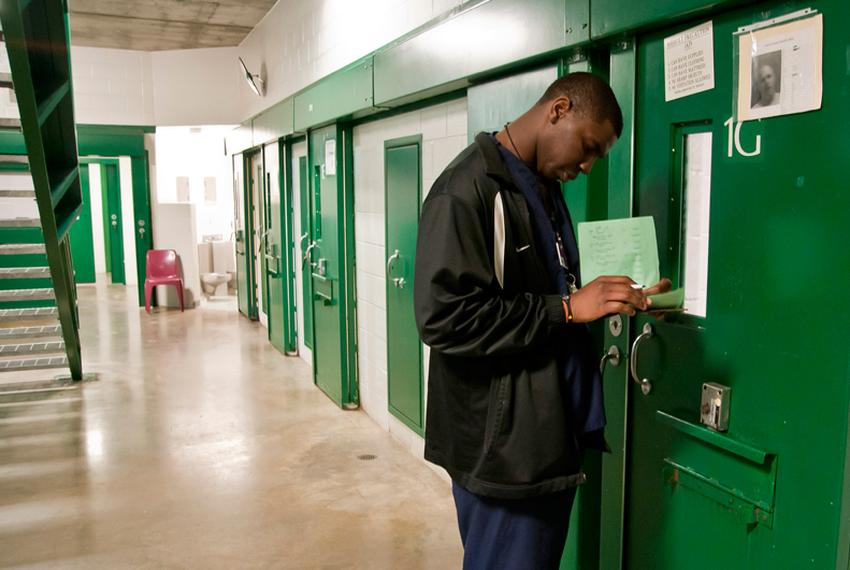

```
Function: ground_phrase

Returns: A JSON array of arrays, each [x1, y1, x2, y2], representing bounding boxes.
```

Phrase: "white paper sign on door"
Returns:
[[324, 139, 336, 176], [664, 21, 716, 102], [735, 11, 822, 121]]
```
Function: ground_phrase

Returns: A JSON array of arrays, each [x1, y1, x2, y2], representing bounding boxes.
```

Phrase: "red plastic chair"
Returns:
[[144, 249, 184, 313]]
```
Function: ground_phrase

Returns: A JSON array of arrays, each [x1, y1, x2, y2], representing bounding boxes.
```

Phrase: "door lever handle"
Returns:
[[302, 242, 317, 269], [386, 249, 401, 277], [599, 345, 621, 375], [630, 323, 654, 395]]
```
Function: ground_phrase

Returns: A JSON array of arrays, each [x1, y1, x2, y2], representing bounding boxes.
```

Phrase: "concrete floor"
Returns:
[[0, 281, 462, 569]]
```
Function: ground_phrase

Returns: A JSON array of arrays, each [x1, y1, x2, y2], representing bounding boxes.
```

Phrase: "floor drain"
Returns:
[[357, 454, 377, 461]]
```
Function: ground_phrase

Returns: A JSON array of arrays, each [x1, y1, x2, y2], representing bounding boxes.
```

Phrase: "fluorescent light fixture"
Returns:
[[238, 57, 265, 97]]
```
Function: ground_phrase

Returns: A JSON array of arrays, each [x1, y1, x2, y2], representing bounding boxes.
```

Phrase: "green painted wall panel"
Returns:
[[76, 125, 151, 157], [293, 60, 374, 131], [590, 0, 753, 39], [466, 65, 558, 143], [374, 0, 566, 107], [252, 98, 294, 146]]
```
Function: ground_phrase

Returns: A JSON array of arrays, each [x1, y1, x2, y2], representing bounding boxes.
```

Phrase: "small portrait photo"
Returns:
[[750, 50, 782, 109]]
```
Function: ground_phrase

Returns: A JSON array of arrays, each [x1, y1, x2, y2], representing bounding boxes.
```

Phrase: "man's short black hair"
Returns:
[[538, 72, 624, 138]]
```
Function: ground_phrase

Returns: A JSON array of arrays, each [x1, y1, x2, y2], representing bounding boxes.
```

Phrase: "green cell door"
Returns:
[[265, 141, 297, 354], [69, 165, 96, 283], [308, 125, 356, 406], [233, 153, 254, 319], [249, 151, 268, 320], [101, 163, 125, 284], [385, 137, 423, 433], [609, 3, 850, 568], [298, 154, 314, 349]]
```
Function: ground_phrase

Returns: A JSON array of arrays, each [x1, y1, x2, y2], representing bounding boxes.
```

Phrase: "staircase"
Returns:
[[0, 0, 83, 382]]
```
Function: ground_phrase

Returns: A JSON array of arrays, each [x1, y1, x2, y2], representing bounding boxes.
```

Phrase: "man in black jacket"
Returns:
[[414, 73, 670, 569]]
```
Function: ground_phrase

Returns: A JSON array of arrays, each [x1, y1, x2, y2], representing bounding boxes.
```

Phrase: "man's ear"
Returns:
[[549, 96, 572, 124]]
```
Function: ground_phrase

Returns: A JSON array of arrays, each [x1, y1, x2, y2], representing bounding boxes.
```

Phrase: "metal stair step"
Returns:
[[0, 355, 68, 373], [0, 308, 58, 323], [0, 120, 22, 131], [0, 340, 64, 357], [0, 189, 34, 198], [0, 244, 46, 255], [0, 288, 54, 302], [0, 218, 39, 228], [0, 72, 12, 90], [0, 324, 61, 340], [0, 267, 51, 279]]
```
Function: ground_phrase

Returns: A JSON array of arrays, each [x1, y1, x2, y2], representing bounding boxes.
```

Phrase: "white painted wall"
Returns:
[[352, 98, 468, 459], [69, 46, 240, 126], [237, 0, 465, 119], [154, 126, 236, 242], [71, 46, 155, 125], [0, 173, 36, 219], [118, 158, 138, 286], [152, 203, 201, 308], [88, 164, 107, 274], [150, 48, 242, 126]]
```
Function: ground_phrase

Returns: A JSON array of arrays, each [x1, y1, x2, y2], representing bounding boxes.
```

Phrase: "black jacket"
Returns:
[[414, 132, 591, 499]]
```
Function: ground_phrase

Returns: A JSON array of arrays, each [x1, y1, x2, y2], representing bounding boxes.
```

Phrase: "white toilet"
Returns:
[[198, 240, 235, 298]]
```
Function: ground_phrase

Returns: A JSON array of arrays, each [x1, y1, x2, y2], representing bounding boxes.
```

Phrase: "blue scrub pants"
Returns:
[[451, 481, 577, 570]]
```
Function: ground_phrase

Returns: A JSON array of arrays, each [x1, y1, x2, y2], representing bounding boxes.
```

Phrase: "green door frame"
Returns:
[[279, 140, 299, 353], [306, 124, 358, 407], [384, 135, 424, 435], [79, 157, 125, 284], [297, 150, 315, 349], [244, 148, 263, 320], [76, 125, 154, 306], [597, 38, 637, 570], [233, 152, 255, 319]]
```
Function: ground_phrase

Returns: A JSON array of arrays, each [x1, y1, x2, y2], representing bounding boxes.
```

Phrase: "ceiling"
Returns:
[[68, 0, 279, 51]]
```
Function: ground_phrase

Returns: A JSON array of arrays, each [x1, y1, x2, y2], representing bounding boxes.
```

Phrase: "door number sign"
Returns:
[[724, 116, 762, 158]]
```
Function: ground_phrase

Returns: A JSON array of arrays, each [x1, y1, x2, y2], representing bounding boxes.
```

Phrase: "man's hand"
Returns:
[[570, 276, 649, 322], [643, 278, 673, 297]]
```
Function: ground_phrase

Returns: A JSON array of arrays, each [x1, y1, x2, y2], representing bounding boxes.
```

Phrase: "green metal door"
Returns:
[[308, 125, 357, 406], [102, 163, 124, 284], [385, 137, 423, 433], [69, 165, 96, 283], [249, 151, 268, 319], [264, 141, 289, 354], [613, 3, 850, 568], [298, 154, 314, 349], [233, 153, 253, 318]]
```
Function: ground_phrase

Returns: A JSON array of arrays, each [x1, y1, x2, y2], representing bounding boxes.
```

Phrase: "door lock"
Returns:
[[393, 277, 406, 289], [599, 345, 621, 375]]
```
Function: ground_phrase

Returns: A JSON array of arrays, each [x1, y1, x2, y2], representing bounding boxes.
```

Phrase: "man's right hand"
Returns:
[[570, 276, 648, 323]]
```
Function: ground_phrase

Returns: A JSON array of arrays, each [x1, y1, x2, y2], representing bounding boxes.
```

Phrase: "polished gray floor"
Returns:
[[0, 281, 461, 569]]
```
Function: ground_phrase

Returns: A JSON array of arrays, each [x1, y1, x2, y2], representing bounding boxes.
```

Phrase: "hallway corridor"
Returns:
[[0, 283, 462, 569]]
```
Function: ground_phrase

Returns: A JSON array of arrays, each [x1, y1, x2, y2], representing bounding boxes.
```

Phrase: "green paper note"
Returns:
[[648, 288, 684, 310], [577, 216, 660, 287]]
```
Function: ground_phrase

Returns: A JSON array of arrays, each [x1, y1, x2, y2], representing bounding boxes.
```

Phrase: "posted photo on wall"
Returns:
[[735, 11, 822, 121]]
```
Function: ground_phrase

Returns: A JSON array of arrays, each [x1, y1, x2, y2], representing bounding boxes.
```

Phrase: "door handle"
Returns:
[[387, 249, 401, 278], [299, 232, 309, 249], [302, 242, 317, 269], [630, 323, 655, 395], [599, 345, 621, 375]]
